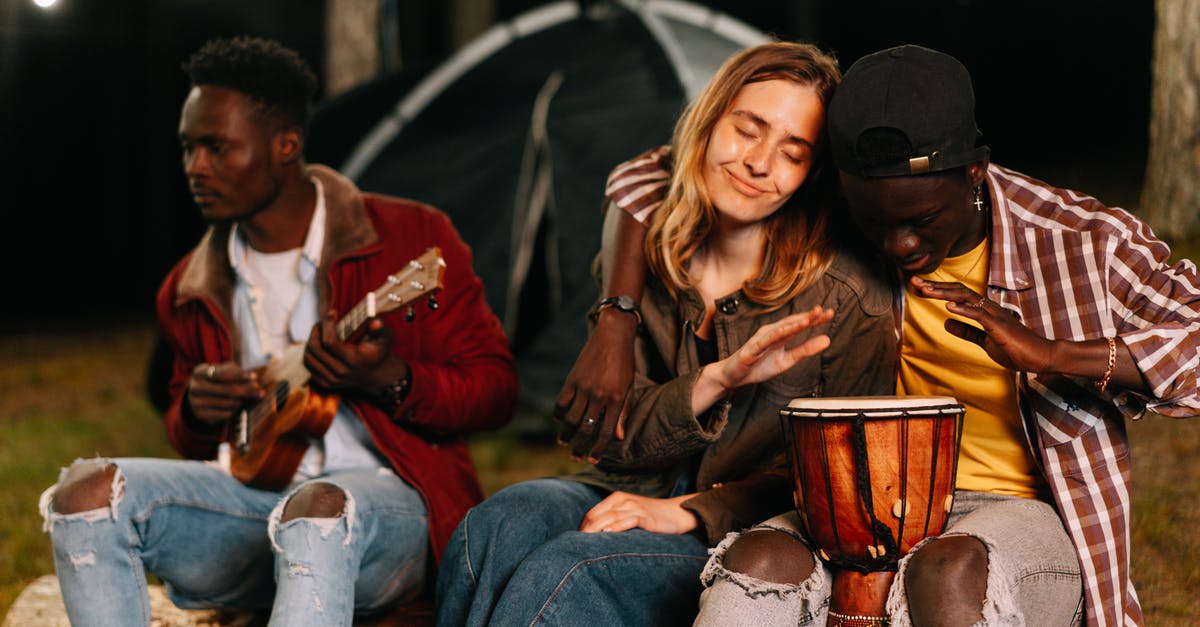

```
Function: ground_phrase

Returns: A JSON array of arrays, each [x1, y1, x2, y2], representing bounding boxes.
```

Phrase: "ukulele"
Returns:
[[229, 247, 446, 490]]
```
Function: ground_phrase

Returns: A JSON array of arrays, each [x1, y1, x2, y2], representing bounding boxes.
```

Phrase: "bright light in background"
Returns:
[[33, 0, 59, 8]]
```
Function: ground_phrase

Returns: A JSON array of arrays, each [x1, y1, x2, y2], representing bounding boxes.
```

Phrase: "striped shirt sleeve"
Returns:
[[1094, 200, 1200, 416], [604, 145, 672, 224], [995, 165, 1200, 418]]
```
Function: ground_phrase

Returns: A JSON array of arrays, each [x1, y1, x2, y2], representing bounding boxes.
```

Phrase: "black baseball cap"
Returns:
[[828, 45, 990, 177]]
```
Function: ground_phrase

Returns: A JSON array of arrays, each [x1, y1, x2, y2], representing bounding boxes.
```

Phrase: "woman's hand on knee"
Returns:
[[579, 491, 698, 535]]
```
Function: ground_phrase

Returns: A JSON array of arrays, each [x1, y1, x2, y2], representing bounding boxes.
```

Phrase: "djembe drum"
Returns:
[[780, 396, 965, 627]]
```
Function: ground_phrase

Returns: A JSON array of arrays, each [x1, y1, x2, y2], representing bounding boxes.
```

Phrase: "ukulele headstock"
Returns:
[[372, 247, 446, 318]]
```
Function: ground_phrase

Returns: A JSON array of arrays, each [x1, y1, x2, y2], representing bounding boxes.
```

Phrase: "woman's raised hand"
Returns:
[[692, 306, 834, 414]]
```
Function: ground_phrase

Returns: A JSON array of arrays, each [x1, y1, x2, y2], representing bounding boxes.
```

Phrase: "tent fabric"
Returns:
[[332, 0, 767, 421]]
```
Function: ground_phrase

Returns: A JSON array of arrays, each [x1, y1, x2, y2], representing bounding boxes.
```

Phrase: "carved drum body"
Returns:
[[781, 396, 965, 626]]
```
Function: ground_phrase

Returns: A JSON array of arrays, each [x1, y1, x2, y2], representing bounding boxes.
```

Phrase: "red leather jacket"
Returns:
[[155, 164, 518, 563]]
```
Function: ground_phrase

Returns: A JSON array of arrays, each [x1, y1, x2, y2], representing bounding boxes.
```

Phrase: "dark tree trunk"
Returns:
[[1141, 0, 1200, 240], [325, 0, 382, 98]]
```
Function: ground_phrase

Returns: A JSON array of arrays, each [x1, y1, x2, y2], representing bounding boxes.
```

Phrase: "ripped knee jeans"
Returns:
[[40, 457, 428, 627], [695, 490, 1083, 627]]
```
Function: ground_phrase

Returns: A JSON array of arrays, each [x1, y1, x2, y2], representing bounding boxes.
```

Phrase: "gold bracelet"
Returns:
[[1096, 336, 1116, 392]]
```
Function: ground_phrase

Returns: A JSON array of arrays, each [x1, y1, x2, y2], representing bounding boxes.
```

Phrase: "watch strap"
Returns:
[[589, 295, 642, 325], [378, 368, 412, 411]]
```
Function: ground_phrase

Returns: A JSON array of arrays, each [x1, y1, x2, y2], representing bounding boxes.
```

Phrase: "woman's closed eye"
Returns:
[[781, 148, 806, 165]]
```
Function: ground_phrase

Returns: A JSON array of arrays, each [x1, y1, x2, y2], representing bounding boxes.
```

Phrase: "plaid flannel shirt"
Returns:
[[982, 163, 1200, 627], [606, 149, 1200, 627]]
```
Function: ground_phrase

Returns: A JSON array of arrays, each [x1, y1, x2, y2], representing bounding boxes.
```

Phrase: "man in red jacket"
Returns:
[[39, 36, 517, 625]]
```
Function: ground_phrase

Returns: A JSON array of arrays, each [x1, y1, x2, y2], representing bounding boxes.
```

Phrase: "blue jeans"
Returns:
[[435, 478, 710, 627], [41, 457, 429, 626]]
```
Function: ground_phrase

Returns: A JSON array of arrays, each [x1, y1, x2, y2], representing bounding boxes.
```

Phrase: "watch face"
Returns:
[[598, 296, 636, 313], [590, 296, 642, 324]]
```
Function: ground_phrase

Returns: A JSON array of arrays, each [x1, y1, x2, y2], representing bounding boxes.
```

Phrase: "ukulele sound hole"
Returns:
[[236, 380, 292, 456], [274, 381, 290, 408]]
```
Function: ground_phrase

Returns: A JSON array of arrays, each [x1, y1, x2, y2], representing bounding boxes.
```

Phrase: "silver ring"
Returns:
[[583, 417, 597, 425], [206, 364, 217, 380]]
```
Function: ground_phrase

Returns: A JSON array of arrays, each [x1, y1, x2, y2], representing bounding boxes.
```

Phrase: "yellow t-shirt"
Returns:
[[897, 238, 1048, 499]]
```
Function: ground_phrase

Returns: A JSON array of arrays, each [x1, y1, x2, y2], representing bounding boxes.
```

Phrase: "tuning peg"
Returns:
[[428, 296, 439, 310], [406, 307, 415, 322]]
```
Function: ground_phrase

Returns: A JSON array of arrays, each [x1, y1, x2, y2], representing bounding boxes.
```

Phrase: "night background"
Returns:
[[0, 0, 1153, 330], [5, 3, 1199, 622]]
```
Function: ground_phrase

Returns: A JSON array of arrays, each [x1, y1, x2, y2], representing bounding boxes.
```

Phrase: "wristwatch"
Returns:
[[589, 295, 642, 325], [378, 369, 412, 411]]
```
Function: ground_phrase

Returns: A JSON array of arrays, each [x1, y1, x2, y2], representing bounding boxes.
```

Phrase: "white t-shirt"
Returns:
[[225, 176, 387, 482]]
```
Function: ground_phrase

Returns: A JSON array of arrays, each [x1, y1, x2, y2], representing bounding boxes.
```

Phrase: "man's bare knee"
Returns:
[[722, 529, 816, 585], [52, 461, 119, 515], [905, 535, 988, 626], [906, 535, 988, 586], [280, 482, 346, 522]]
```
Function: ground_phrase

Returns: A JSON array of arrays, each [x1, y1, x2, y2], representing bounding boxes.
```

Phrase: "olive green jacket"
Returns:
[[573, 246, 898, 545]]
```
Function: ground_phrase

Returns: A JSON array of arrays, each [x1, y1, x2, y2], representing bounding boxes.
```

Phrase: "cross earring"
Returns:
[[972, 186, 984, 212]]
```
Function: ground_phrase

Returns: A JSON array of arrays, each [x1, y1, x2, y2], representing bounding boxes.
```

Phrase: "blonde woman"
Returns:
[[435, 42, 895, 627]]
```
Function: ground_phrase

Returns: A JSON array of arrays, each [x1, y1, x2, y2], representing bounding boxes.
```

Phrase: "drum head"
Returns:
[[782, 396, 961, 418]]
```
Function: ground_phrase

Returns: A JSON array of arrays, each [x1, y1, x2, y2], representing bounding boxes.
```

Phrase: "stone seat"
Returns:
[[3, 575, 433, 627]]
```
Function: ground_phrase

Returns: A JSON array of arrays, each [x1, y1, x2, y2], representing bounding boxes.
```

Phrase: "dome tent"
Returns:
[[326, 1, 768, 425]]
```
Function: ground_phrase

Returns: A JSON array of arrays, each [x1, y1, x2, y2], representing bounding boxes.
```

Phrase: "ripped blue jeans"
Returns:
[[40, 458, 428, 627]]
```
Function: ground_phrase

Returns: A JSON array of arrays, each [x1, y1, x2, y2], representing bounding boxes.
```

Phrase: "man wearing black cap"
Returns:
[[595, 45, 1200, 626]]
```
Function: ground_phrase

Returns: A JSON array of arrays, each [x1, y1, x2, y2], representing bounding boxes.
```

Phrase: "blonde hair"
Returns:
[[645, 42, 841, 311]]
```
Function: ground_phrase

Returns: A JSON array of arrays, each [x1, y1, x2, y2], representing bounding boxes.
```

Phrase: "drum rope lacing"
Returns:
[[850, 413, 901, 569]]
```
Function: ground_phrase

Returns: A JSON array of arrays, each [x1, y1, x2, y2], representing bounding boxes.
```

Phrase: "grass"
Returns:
[[2, 299, 1199, 623], [0, 321, 180, 614], [1130, 417, 1200, 622], [0, 319, 579, 617]]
